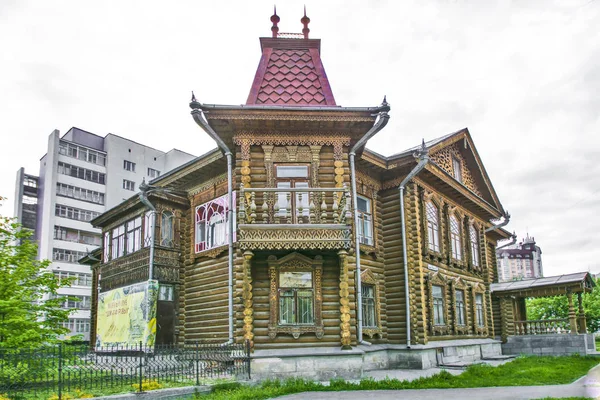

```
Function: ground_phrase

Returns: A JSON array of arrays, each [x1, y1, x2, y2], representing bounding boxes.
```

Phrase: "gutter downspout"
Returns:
[[191, 102, 235, 345], [485, 211, 510, 233], [139, 188, 156, 281], [398, 140, 430, 348], [349, 98, 390, 346], [496, 232, 517, 250]]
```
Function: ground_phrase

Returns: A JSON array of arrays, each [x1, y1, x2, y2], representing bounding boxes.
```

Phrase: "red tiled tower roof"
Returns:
[[246, 12, 336, 107]]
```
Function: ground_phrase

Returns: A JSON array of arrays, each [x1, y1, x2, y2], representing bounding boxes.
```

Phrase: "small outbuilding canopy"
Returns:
[[491, 272, 596, 298]]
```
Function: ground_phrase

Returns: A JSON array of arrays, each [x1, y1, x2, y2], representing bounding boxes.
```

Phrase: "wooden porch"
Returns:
[[491, 272, 596, 341]]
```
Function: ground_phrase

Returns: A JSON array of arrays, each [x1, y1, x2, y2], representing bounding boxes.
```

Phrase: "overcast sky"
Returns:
[[1, 0, 598, 277]]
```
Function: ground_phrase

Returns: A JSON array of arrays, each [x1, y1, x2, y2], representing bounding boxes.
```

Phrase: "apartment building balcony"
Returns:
[[237, 186, 352, 251]]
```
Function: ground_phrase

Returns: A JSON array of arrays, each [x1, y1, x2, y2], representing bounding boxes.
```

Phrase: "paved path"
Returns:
[[276, 363, 600, 400]]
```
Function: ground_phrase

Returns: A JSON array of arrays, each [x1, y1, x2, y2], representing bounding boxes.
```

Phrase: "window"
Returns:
[[455, 290, 466, 326], [450, 215, 462, 260], [452, 156, 462, 182], [53, 248, 87, 264], [432, 285, 445, 325], [106, 216, 143, 262], [123, 160, 136, 172], [123, 179, 135, 191], [111, 225, 125, 260], [362, 284, 376, 328], [470, 225, 479, 268], [475, 293, 484, 327], [148, 168, 161, 178], [103, 232, 110, 262], [278, 271, 314, 325], [159, 285, 174, 301], [160, 211, 174, 247], [57, 162, 105, 184], [275, 165, 309, 222], [59, 141, 106, 166], [126, 217, 142, 254], [425, 201, 440, 252], [357, 196, 373, 246], [75, 319, 90, 333], [195, 193, 236, 253], [56, 204, 98, 222], [54, 295, 91, 309], [54, 271, 92, 287], [56, 183, 105, 205], [54, 226, 101, 246]]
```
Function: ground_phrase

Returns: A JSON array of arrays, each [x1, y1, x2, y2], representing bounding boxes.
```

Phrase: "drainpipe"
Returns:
[[398, 140, 430, 348], [496, 232, 517, 250], [349, 97, 390, 346], [139, 186, 156, 281], [485, 211, 510, 233], [190, 99, 235, 345]]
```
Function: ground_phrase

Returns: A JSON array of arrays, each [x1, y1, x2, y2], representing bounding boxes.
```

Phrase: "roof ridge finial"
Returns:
[[413, 138, 429, 160], [271, 5, 280, 38], [191, 91, 197, 103], [301, 5, 310, 39]]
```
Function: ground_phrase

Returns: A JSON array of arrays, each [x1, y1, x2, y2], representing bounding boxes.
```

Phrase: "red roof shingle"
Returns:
[[246, 38, 336, 106]]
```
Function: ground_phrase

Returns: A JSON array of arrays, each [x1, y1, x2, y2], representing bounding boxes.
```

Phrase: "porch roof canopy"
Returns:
[[491, 272, 596, 298]]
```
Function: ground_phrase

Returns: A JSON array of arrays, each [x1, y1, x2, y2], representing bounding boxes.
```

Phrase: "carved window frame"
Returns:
[[468, 220, 481, 273], [452, 277, 471, 335], [361, 268, 383, 339], [427, 272, 450, 336], [194, 193, 236, 254], [267, 253, 324, 340], [471, 282, 488, 336], [356, 176, 380, 255], [421, 190, 444, 262], [448, 208, 466, 268]]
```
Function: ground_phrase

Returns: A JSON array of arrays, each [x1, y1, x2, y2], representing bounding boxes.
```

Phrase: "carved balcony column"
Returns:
[[242, 250, 255, 348], [338, 249, 352, 349], [567, 290, 578, 334], [577, 292, 587, 334]]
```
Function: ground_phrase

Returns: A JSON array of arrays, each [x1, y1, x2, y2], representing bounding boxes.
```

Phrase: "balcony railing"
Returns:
[[239, 186, 351, 225], [514, 318, 571, 335]]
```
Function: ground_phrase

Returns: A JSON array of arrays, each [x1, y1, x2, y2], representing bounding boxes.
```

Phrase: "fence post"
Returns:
[[246, 340, 251, 380], [138, 341, 143, 393], [58, 343, 63, 400], [195, 341, 200, 386]]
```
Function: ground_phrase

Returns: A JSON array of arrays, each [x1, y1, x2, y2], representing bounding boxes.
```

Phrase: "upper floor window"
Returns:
[[279, 271, 314, 325], [57, 162, 105, 184], [470, 225, 479, 268], [59, 141, 106, 166], [425, 201, 440, 252], [123, 160, 136, 172], [53, 248, 87, 264], [55, 204, 100, 222], [123, 179, 135, 191], [357, 196, 373, 246], [160, 211, 174, 247], [148, 168, 161, 179], [432, 285, 445, 325], [450, 214, 462, 260], [362, 284, 376, 328], [159, 284, 174, 301], [475, 293, 484, 327], [195, 193, 236, 253], [275, 165, 309, 222], [56, 183, 105, 205], [106, 216, 143, 262], [452, 156, 462, 182], [455, 289, 466, 325]]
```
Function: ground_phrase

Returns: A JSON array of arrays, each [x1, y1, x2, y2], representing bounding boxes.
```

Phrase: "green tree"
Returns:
[[526, 277, 600, 333], [0, 199, 74, 347]]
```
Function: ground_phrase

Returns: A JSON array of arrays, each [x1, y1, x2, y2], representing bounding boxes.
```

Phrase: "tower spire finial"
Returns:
[[301, 5, 310, 39], [271, 5, 280, 38]]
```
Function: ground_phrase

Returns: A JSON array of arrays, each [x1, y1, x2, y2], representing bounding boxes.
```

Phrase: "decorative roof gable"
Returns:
[[246, 9, 336, 106]]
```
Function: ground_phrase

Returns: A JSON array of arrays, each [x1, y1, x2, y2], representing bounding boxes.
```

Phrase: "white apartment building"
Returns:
[[496, 234, 544, 282], [15, 127, 195, 340]]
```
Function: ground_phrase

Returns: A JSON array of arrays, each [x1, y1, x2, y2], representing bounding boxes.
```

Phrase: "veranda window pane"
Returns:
[[279, 290, 294, 324], [276, 165, 309, 178], [297, 290, 314, 324]]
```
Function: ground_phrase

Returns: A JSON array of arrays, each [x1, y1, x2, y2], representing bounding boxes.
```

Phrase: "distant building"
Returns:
[[14, 127, 196, 340], [496, 234, 543, 282]]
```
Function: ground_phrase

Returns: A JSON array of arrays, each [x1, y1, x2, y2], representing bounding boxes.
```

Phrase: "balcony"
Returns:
[[237, 186, 352, 251]]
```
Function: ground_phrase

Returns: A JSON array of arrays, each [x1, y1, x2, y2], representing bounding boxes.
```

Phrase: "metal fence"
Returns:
[[0, 341, 251, 399]]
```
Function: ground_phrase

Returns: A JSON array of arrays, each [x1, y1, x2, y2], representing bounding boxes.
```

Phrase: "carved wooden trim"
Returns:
[[242, 251, 255, 347], [338, 250, 352, 348], [427, 272, 451, 336], [430, 142, 482, 196], [267, 253, 324, 340], [188, 173, 228, 197], [234, 133, 351, 147], [470, 282, 489, 336], [360, 268, 383, 339]]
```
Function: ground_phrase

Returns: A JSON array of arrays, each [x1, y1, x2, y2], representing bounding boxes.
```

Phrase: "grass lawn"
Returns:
[[196, 355, 600, 400]]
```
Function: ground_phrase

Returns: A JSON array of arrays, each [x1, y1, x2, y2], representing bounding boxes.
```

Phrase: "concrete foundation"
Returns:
[[502, 333, 595, 356], [251, 339, 503, 380]]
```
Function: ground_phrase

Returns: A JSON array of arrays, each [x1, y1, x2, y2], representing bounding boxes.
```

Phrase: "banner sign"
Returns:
[[95, 280, 158, 349]]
